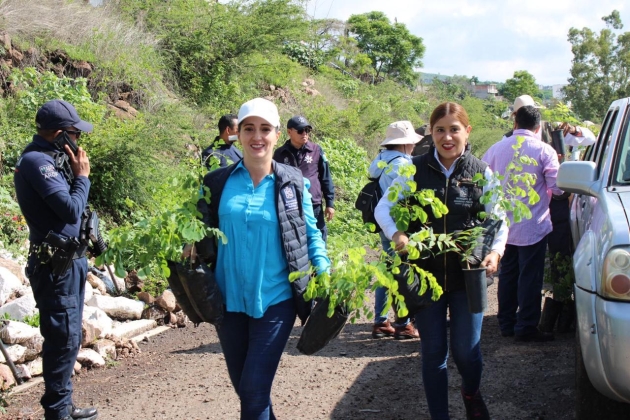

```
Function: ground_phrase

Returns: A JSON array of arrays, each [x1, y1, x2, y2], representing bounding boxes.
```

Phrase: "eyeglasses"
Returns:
[[296, 128, 312, 135], [64, 129, 82, 138]]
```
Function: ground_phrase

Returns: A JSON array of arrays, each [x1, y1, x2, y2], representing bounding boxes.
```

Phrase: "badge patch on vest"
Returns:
[[281, 185, 299, 211], [39, 164, 58, 179], [305, 155, 313, 164]]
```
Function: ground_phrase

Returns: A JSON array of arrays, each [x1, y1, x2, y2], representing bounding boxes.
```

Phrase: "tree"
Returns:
[[564, 10, 630, 121], [118, 0, 306, 106], [346, 11, 425, 87], [499, 70, 541, 103]]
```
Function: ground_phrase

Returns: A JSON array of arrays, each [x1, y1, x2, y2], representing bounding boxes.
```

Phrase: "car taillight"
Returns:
[[602, 248, 630, 300]]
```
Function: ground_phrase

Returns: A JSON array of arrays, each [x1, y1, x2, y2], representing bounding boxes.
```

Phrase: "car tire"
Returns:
[[575, 330, 630, 419]]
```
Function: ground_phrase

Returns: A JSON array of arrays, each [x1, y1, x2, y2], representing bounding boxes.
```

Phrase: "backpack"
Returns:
[[354, 157, 398, 233]]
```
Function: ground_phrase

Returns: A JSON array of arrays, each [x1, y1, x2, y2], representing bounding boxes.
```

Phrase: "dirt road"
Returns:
[[4, 281, 575, 420]]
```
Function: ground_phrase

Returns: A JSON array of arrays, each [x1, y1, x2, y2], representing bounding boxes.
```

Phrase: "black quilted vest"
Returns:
[[407, 146, 487, 291]]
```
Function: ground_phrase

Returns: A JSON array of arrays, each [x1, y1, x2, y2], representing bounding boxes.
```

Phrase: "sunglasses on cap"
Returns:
[[296, 127, 311, 135]]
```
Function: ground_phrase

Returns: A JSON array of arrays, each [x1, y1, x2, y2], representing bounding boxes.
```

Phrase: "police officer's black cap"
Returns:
[[287, 116, 312, 130], [36, 99, 93, 133]]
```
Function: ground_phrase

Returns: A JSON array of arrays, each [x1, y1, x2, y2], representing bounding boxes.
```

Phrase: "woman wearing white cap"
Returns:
[[194, 98, 330, 419], [370, 121, 421, 340]]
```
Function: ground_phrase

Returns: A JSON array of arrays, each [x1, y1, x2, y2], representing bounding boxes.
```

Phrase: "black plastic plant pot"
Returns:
[[166, 261, 204, 325], [297, 298, 348, 356], [539, 296, 563, 333], [176, 260, 225, 326], [463, 267, 487, 314]]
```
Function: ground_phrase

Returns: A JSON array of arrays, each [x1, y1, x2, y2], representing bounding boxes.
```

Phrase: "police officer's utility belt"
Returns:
[[29, 232, 88, 277]]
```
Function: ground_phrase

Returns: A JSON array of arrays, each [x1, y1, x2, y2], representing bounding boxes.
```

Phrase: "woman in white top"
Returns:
[[369, 121, 422, 340]]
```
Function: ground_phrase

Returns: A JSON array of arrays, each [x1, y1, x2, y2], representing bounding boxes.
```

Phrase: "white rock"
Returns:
[[0, 343, 27, 364], [0, 293, 37, 321], [86, 295, 144, 320], [26, 357, 43, 376], [76, 348, 105, 368], [109, 319, 157, 340], [15, 364, 31, 381], [0, 320, 38, 344], [84, 281, 94, 303], [82, 306, 113, 345], [22, 332, 44, 352], [92, 339, 116, 359], [86, 272, 106, 295], [0, 267, 25, 305]]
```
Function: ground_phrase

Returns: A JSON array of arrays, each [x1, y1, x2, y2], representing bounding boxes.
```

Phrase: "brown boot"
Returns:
[[394, 322, 420, 340], [372, 320, 395, 338]]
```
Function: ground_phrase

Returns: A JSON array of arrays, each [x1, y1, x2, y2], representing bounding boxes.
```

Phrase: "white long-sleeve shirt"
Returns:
[[564, 126, 597, 161]]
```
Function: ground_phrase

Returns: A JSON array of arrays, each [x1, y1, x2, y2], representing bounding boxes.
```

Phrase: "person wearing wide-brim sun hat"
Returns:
[[370, 120, 422, 340]]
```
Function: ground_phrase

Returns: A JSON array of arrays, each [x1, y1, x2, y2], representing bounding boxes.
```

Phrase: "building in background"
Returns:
[[470, 83, 498, 99]]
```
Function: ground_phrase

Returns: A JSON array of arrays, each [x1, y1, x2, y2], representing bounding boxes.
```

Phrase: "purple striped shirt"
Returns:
[[482, 129, 563, 246]]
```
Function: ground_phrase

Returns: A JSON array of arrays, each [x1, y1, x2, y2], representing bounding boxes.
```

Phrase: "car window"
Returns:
[[585, 109, 614, 162], [612, 107, 630, 184], [593, 109, 618, 179]]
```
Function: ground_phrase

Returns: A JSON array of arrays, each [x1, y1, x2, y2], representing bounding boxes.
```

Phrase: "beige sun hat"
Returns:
[[512, 95, 539, 114], [380, 121, 422, 146]]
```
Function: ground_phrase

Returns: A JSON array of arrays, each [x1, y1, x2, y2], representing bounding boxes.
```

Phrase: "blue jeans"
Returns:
[[414, 289, 484, 420], [27, 254, 87, 420], [497, 236, 548, 336], [217, 299, 296, 420], [374, 232, 409, 325]]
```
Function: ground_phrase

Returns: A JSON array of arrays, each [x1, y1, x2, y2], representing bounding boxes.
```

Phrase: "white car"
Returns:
[[557, 97, 630, 419]]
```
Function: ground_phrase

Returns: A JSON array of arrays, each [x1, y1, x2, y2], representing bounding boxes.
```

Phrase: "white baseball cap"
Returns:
[[237, 98, 280, 128], [380, 121, 422, 146], [512, 95, 538, 113]]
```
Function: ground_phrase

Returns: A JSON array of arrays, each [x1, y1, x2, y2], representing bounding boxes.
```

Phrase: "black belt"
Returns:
[[29, 242, 88, 259]]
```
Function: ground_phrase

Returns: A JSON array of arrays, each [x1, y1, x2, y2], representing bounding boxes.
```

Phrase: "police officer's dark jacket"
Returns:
[[196, 161, 312, 323], [201, 136, 243, 169], [273, 140, 335, 209], [14, 135, 90, 244], [407, 144, 486, 292]]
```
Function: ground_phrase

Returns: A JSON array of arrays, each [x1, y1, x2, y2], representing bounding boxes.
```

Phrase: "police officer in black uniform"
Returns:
[[273, 115, 335, 242], [14, 100, 98, 420]]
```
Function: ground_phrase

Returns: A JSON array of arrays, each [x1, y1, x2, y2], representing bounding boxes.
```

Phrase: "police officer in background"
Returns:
[[273, 115, 335, 242], [201, 113, 242, 169], [14, 100, 98, 420]]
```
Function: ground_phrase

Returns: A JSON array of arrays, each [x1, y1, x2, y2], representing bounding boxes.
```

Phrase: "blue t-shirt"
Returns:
[[14, 135, 90, 244], [214, 161, 330, 318]]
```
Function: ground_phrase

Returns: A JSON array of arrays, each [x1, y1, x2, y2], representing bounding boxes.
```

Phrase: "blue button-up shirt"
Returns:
[[215, 162, 330, 318]]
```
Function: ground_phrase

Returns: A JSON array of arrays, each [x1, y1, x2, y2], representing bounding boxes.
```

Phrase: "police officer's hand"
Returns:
[[325, 207, 335, 221], [66, 145, 90, 178]]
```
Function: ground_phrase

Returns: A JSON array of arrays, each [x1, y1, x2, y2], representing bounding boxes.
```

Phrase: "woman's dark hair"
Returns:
[[429, 102, 470, 131]]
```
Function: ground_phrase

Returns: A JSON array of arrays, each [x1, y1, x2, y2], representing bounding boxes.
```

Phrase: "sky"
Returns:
[[306, 0, 630, 86]]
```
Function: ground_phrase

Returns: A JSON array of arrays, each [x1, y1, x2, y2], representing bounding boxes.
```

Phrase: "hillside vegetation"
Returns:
[[0, 0, 554, 292]]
